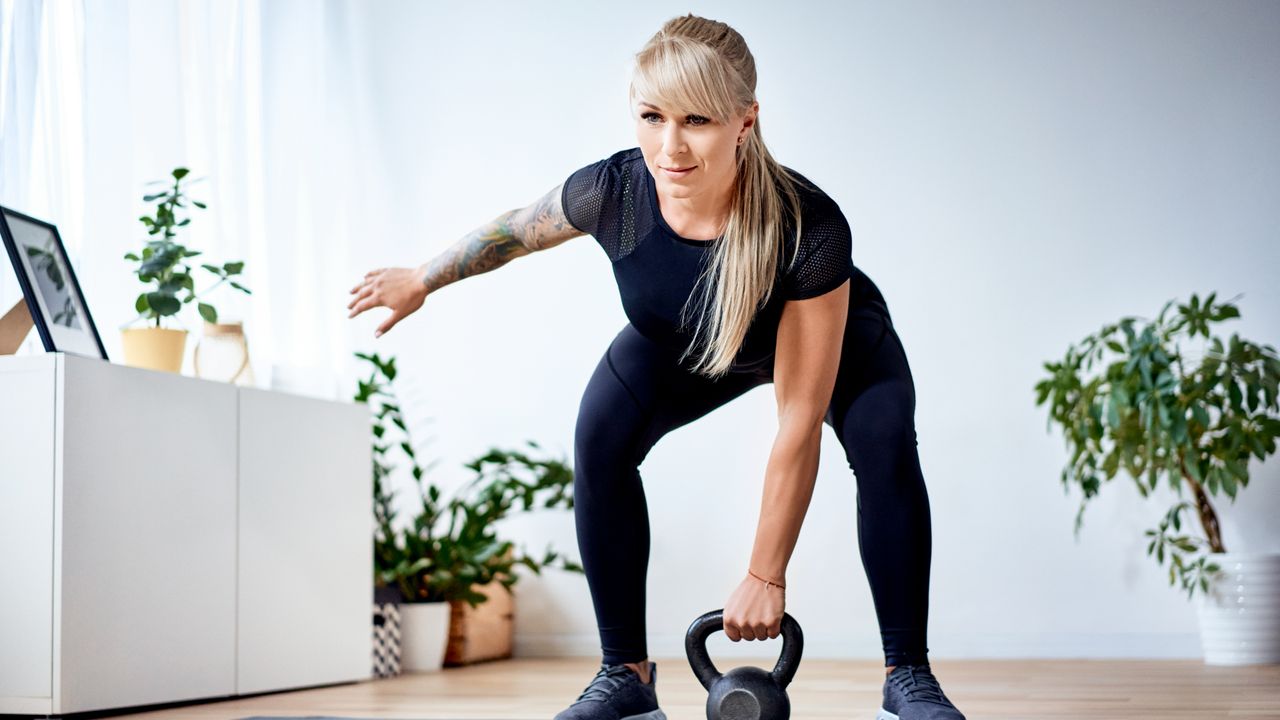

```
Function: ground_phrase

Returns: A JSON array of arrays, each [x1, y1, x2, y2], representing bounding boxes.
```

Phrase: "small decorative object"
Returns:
[[399, 600, 452, 672], [120, 167, 251, 373], [194, 320, 255, 385], [372, 585, 403, 678], [1035, 291, 1280, 664], [0, 205, 108, 359], [355, 351, 584, 669]]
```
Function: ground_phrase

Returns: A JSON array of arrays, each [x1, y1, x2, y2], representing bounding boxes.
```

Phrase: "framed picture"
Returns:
[[0, 205, 108, 360]]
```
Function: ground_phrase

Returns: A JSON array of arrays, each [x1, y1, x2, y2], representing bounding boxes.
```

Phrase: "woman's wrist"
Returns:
[[747, 567, 786, 590]]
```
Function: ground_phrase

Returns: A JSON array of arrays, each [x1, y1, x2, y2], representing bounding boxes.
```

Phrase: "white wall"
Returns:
[[354, 0, 1280, 661], [4, 0, 1277, 662]]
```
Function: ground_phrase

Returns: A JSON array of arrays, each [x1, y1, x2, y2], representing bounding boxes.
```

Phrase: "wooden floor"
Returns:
[[107, 657, 1280, 720]]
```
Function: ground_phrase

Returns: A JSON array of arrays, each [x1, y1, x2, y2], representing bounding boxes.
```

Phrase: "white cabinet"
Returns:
[[0, 354, 371, 716]]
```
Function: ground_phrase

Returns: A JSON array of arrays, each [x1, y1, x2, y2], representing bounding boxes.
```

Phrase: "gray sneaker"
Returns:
[[553, 660, 667, 720], [876, 664, 966, 720]]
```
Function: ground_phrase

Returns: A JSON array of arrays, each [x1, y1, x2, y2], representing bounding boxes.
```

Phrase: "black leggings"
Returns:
[[572, 299, 932, 668]]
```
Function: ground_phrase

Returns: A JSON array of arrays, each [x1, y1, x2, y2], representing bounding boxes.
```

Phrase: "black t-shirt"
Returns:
[[562, 146, 864, 374]]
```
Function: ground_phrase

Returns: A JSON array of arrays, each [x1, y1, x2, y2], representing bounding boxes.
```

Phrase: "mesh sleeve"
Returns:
[[782, 201, 853, 300], [560, 155, 616, 237]]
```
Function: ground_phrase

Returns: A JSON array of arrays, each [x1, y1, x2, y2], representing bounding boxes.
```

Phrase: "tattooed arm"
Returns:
[[419, 182, 582, 293], [348, 182, 583, 337]]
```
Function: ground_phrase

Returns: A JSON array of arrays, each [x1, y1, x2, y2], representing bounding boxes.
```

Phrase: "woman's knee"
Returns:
[[832, 378, 923, 488], [838, 378, 917, 449], [574, 357, 651, 478]]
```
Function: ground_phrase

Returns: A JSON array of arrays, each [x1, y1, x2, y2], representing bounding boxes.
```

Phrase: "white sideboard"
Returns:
[[0, 353, 372, 717]]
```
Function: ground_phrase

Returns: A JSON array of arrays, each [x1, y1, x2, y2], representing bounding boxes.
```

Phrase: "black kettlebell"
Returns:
[[684, 608, 804, 720]]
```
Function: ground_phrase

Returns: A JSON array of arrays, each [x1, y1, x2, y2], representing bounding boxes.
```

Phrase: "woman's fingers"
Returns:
[[347, 266, 427, 335], [724, 615, 781, 642], [348, 286, 375, 313], [351, 268, 387, 294], [348, 294, 382, 319], [737, 623, 772, 641], [375, 309, 403, 337]]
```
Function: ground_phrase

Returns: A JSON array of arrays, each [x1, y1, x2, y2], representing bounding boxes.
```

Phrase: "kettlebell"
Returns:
[[684, 608, 804, 720]]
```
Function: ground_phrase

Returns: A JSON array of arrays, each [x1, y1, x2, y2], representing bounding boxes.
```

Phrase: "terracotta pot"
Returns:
[[121, 327, 188, 373]]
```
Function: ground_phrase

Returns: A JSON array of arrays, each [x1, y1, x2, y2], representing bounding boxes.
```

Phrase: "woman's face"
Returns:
[[634, 98, 757, 205]]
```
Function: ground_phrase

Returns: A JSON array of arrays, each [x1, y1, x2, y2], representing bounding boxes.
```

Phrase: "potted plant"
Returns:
[[354, 351, 583, 671], [1035, 291, 1280, 664], [120, 167, 250, 373]]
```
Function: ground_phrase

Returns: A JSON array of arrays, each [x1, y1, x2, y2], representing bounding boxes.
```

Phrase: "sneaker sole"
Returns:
[[621, 711, 667, 720], [876, 709, 899, 720]]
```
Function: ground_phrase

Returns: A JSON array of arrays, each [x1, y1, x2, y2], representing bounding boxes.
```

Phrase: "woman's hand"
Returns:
[[347, 265, 429, 337], [722, 571, 785, 641]]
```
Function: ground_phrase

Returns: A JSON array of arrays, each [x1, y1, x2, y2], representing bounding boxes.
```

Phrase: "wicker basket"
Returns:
[[444, 575, 514, 666]]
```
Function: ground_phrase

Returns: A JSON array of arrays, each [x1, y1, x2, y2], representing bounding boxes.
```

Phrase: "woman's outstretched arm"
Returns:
[[419, 181, 583, 293], [347, 182, 584, 336]]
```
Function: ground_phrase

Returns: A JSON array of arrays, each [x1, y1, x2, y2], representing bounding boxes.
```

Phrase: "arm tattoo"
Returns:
[[419, 183, 583, 293], [421, 213, 527, 293], [513, 183, 578, 251]]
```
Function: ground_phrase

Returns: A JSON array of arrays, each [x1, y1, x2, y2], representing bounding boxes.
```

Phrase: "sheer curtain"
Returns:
[[0, 0, 379, 397], [0, 0, 85, 355]]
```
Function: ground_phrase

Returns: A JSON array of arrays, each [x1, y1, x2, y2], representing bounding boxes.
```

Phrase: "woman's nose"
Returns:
[[662, 125, 686, 157]]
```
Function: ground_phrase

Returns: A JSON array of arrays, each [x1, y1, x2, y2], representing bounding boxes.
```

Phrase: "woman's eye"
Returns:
[[641, 112, 710, 126]]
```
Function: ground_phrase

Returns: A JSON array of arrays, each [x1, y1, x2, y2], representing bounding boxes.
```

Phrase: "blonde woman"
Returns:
[[348, 13, 965, 720]]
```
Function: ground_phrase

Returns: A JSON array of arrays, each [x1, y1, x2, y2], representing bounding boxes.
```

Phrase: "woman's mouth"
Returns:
[[662, 165, 695, 177]]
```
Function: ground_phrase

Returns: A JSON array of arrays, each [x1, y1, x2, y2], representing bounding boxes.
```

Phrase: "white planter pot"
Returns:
[[399, 600, 452, 672], [1196, 552, 1280, 665]]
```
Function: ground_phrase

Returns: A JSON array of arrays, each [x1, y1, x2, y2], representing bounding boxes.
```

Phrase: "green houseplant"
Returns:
[[355, 351, 583, 603], [354, 351, 583, 667], [1035, 291, 1280, 664], [120, 167, 250, 373]]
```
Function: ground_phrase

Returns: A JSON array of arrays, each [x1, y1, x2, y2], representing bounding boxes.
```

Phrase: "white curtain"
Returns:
[[1, 0, 84, 355], [0, 0, 377, 397]]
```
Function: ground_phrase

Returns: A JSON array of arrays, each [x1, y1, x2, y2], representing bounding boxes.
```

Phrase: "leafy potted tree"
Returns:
[[355, 351, 583, 671], [120, 167, 250, 373], [1035, 291, 1280, 664]]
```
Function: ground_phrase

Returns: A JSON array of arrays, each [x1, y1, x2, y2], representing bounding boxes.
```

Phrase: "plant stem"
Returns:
[[1178, 452, 1225, 553], [121, 277, 232, 328]]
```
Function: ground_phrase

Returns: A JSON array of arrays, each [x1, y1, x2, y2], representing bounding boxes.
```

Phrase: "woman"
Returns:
[[348, 13, 965, 720]]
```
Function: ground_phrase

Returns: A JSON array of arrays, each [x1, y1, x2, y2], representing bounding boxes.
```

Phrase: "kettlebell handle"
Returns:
[[684, 608, 804, 691]]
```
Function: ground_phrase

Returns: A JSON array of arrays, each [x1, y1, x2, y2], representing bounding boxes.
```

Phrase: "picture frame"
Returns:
[[0, 205, 109, 360]]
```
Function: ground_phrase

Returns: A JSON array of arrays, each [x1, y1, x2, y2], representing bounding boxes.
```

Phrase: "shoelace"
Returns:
[[888, 665, 951, 705], [572, 664, 638, 704]]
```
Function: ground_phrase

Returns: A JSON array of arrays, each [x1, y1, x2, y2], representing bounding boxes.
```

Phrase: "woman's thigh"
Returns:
[[826, 305, 918, 457], [576, 323, 768, 468]]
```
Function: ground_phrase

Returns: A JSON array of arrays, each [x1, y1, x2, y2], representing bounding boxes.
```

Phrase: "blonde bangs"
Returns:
[[630, 37, 743, 124]]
